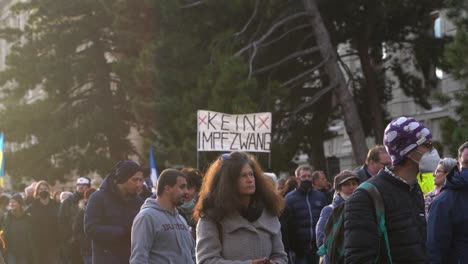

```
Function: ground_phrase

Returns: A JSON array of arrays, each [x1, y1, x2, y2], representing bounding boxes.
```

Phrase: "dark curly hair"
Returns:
[[193, 151, 283, 222]]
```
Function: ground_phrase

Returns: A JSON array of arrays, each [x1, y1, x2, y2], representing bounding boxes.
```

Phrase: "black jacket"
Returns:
[[58, 192, 82, 243], [355, 164, 372, 184], [1, 211, 34, 261], [84, 176, 143, 264], [283, 187, 327, 256], [344, 168, 427, 263]]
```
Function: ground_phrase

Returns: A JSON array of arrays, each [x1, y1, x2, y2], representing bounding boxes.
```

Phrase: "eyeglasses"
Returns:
[[420, 142, 434, 150], [379, 162, 392, 167], [435, 169, 446, 174], [219, 153, 231, 160]]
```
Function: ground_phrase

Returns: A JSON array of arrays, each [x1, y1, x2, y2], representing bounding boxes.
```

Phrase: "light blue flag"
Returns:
[[0, 132, 4, 187], [149, 145, 158, 188]]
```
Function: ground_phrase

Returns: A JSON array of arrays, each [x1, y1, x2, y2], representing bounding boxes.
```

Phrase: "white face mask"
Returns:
[[340, 193, 351, 200], [418, 148, 440, 173]]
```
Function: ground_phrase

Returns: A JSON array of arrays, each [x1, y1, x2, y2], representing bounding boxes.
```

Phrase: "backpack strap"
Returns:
[[359, 182, 393, 264]]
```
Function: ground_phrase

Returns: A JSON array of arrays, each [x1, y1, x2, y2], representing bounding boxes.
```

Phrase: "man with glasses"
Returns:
[[345, 117, 437, 263], [356, 145, 392, 184]]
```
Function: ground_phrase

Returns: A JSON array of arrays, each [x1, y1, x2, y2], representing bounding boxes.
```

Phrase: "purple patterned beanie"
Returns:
[[383, 117, 432, 165]]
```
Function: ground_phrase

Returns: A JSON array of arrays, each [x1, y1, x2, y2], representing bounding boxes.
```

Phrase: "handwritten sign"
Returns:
[[197, 110, 271, 152]]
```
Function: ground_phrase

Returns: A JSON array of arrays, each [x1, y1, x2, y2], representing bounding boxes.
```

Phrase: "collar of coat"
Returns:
[[221, 209, 280, 235]]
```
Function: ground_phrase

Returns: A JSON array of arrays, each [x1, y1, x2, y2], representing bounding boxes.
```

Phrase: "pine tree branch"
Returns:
[[252, 46, 320, 75]]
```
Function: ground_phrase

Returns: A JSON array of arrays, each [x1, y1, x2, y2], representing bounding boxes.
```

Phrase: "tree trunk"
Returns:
[[302, 0, 368, 165], [356, 37, 385, 144], [309, 91, 332, 171], [93, 39, 128, 162]]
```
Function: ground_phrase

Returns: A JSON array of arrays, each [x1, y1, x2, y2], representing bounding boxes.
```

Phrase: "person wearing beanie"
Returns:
[[85, 160, 144, 264], [1, 194, 34, 264], [344, 117, 437, 263], [58, 176, 91, 264], [316, 170, 359, 264]]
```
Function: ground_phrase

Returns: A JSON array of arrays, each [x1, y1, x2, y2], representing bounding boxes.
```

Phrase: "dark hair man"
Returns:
[[85, 160, 144, 264], [355, 145, 391, 183], [130, 169, 194, 263], [345, 117, 438, 263], [58, 177, 91, 264]]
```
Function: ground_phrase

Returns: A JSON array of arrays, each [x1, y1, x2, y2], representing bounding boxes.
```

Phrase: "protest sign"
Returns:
[[197, 110, 271, 152]]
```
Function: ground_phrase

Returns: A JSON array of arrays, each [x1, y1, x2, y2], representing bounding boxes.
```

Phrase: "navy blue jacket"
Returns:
[[84, 176, 143, 264], [284, 187, 327, 256], [427, 167, 468, 264]]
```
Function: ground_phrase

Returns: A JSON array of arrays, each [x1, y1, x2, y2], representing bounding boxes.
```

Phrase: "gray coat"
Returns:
[[196, 209, 287, 264]]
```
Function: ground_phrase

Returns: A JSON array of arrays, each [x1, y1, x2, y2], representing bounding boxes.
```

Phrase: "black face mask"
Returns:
[[300, 180, 312, 190], [39, 191, 49, 199]]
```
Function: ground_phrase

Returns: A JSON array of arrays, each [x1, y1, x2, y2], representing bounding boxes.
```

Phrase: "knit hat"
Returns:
[[383, 117, 432, 166], [114, 160, 143, 184], [333, 170, 359, 190], [76, 177, 91, 186], [11, 193, 24, 207]]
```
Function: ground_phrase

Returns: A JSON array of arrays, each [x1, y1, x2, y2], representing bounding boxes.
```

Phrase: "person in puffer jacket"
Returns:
[[426, 141, 468, 264], [84, 160, 144, 264], [344, 117, 437, 263]]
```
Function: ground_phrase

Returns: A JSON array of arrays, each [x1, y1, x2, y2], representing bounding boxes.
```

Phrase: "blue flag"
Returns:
[[149, 145, 158, 188], [0, 132, 4, 187]]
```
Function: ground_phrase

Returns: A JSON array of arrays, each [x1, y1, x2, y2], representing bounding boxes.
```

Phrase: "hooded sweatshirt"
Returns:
[[130, 198, 195, 264], [427, 167, 468, 264]]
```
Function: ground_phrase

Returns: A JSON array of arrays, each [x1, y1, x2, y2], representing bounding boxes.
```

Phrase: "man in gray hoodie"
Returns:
[[130, 169, 195, 264]]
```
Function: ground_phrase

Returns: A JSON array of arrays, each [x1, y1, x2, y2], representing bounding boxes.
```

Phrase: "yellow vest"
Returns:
[[417, 172, 435, 195]]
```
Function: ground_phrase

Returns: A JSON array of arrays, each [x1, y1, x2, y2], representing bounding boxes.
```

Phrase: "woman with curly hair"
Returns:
[[194, 151, 287, 264]]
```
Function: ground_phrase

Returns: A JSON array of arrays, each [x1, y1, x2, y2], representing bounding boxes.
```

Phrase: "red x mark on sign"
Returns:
[[258, 116, 270, 129], [198, 115, 207, 126]]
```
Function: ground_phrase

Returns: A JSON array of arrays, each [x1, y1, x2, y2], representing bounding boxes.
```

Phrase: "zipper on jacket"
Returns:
[[305, 190, 314, 249]]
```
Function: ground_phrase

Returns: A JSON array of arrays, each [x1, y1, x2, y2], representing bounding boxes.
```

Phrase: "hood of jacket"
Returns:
[[130, 198, 195, 263], [443, 167, 468, 190], [140, 197, 179, 214]]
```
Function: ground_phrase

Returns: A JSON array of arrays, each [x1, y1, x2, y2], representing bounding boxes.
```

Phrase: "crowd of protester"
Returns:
[[0, 116, 466, 263]]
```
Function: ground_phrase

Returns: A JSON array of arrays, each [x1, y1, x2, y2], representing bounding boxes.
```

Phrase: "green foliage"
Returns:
[[440, 0, 468, 155], [0, 0, 155, 182]]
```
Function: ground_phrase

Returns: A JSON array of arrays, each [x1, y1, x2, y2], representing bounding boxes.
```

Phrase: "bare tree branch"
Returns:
[[248, 43, 258, 78], [180, 0, 206, 9], [234, 0, 260, 38], [235, 12, 311, 56], [253, 46, 320, 75], [280, 56, 328, 88], [259, 24, 311, 48], [293, 83, 337, 114]]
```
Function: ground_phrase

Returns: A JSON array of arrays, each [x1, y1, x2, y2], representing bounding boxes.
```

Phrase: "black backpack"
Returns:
[[317, 182, 393, 264]]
